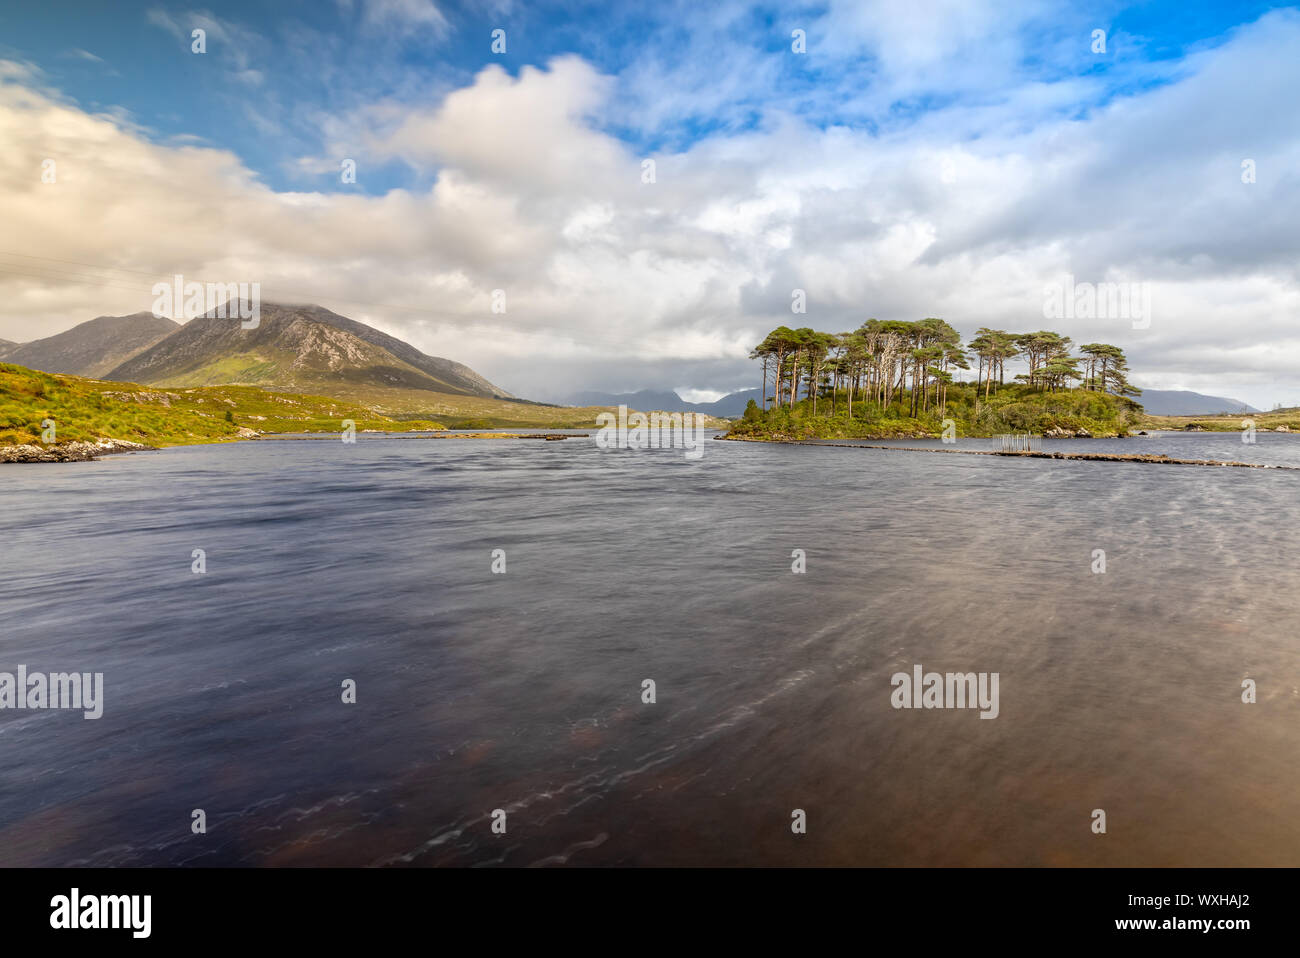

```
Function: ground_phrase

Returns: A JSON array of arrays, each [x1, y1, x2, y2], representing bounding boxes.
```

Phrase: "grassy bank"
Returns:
[[726, 382, 1142, 440], [0, 362, 727, 449], [0, 363, 446, 446], [273, 381, 648, 430], [1139, 408, 1300, 433]]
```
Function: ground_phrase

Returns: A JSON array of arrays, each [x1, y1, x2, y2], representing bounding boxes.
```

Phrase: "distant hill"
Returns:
[[1135, 388, 1259, 416], [107, 302, 512, 400], [0, 313, 179, 378], [571, 385, 1265, 420], [568, 387, 761, 417]]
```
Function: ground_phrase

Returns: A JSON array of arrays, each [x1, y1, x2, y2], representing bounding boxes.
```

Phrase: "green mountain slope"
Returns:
[[106, 302, 512, 399], [0, 313, 179, 378]]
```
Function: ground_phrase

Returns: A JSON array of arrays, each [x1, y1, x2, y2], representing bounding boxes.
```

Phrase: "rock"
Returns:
[[1074, 428, 1092, 438], [100, 390, 182, 407], [1276, 425, 1291, 433], [0, 438, 151, 464], [1183, 423, 1204, 431], [1044, 427, 1071, 438], [235, 427, 261, 439]]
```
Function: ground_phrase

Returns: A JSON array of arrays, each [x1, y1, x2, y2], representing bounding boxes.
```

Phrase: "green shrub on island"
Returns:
[[728, 381, 1140, 440]]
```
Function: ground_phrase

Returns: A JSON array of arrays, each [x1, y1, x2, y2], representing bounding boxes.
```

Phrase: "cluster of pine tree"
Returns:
[[749, 320, 1138, 419]]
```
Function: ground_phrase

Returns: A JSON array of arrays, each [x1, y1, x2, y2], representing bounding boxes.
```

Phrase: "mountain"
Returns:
[[573, 384, 1264, 419], [0, 313, 179, 378], [568, 387, 761, 418], [107, 302, 512, 400], [1135, 388, 1259, 416], [691, 388, 763, 417], [569, 388, 691, 411]]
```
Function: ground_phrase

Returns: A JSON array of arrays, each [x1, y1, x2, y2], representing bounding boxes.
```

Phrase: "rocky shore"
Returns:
[[719, 436, 1296, 470], [0, 439, 154, 463]]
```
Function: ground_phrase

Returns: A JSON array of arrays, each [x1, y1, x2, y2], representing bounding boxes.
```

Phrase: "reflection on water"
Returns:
[[0, 433, 1297, 865]]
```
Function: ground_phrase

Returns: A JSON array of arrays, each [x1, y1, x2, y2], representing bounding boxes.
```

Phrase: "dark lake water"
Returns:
[[1, 431, 1298, 866]]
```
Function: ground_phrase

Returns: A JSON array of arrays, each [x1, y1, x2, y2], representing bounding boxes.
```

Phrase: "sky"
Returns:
[[1, 0, 1298, 407]]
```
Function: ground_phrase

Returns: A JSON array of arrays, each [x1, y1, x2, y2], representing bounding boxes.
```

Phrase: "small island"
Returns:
[[725, 321, 1142, 441]]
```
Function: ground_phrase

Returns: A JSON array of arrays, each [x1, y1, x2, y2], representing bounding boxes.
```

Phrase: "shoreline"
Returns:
[[0, 431, 590, 463], [717, 435, 1298, 470], [258, 432, 587, 441], [5, 428, 1290, 469], [0, 439, 156, 464]]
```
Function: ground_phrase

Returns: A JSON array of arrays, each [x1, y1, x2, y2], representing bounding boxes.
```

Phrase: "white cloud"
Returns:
[[63, 49, 106, 64], [145, 7, 264, 74], [359, 0, 450, 36], [2, 10, 1300, 407]]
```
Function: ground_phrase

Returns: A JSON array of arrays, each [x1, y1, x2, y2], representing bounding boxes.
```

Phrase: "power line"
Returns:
[[0, 264, 156, 295], [0, 251, 162, 277]]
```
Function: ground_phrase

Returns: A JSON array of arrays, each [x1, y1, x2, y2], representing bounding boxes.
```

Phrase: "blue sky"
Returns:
[[3, 0, 1284, 193], [2, 1, 1299, 405]]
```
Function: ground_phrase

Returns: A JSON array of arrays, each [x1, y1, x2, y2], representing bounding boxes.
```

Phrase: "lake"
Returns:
[[1, 431, 1297, 865]]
